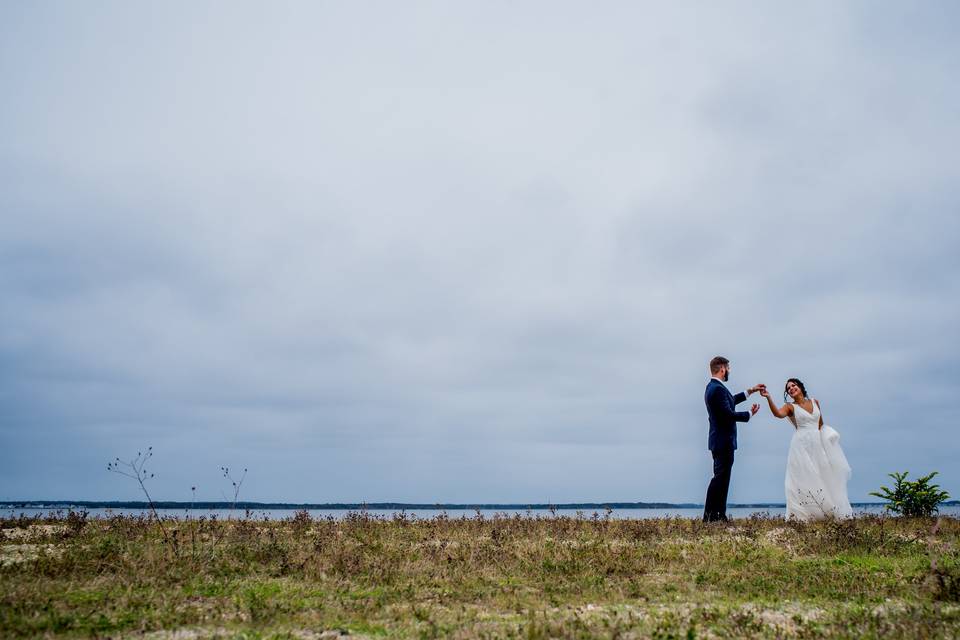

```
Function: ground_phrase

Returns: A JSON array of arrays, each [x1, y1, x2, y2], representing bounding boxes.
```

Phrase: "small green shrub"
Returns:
[[870, 471, 951, 517]]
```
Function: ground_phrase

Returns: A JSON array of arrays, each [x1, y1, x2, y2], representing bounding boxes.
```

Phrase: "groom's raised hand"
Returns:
[[748, 384, 767, 395]]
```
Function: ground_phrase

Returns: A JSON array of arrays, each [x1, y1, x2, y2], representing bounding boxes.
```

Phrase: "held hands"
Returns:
[[747, 384, 765, 416]]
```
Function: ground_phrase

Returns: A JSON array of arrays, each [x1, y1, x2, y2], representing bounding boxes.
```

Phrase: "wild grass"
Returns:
[[2, 511, 958, 638]]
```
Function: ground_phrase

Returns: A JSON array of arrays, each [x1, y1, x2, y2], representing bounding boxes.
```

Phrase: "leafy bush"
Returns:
[[870, 471, 951, 517]]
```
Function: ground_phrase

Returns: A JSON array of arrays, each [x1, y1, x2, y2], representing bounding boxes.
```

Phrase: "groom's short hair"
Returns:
[[709, 356, 729, 374]]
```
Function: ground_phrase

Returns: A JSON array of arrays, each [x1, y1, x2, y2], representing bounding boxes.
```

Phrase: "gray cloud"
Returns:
[[1, 1, 958, 504]]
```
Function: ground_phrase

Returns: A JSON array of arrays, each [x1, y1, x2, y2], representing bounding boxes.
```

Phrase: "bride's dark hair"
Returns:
[[783, 378, 808, 402]]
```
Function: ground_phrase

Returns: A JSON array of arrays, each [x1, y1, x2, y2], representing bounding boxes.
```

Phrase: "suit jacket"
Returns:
[[705, 379, 751, 451]]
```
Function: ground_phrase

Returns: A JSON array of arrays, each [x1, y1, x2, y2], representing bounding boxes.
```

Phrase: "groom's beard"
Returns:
[[723, 371, 729, 382]]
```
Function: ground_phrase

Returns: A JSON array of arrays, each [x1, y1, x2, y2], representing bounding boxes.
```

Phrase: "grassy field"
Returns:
[[2, 510, 959, 639]]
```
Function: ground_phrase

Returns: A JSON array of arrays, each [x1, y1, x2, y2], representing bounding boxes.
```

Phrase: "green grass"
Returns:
[[2, 511, 958, 638]]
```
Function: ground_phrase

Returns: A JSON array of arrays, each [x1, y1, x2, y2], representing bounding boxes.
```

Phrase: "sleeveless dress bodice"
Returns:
[[792, 401, 821, 431]]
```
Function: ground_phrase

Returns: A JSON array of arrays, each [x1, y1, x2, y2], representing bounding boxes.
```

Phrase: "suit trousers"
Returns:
[[703, 448, 735, 522]]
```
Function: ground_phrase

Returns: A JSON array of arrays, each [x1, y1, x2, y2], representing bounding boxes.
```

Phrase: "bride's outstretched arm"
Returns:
[[760, 389, 792, 419]]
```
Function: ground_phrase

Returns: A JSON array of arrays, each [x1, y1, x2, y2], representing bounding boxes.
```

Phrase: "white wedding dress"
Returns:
[[785, 400, 853, 521]]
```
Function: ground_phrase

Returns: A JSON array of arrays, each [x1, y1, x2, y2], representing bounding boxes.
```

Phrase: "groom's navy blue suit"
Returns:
[[704, 378, 752, 521]]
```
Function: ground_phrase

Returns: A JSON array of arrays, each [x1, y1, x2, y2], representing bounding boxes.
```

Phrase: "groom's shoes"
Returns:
[[703, 513, 730, 523]]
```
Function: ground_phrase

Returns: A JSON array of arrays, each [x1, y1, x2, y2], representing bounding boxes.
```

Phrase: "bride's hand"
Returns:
[[759, 387, 770, 398]]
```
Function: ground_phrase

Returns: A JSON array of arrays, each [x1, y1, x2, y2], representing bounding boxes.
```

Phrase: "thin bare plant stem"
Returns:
[[107, 447, 172, 549]]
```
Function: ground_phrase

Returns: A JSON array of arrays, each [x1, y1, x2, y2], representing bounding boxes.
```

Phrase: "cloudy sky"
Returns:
[[2, 2, 958, 505]]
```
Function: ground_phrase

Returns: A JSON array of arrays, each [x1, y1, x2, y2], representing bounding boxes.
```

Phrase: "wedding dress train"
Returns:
[[785, 400, 853, 521]]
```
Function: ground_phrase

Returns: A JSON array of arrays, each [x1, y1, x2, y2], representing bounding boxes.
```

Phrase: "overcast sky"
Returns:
[[2, 2, 958, 505]]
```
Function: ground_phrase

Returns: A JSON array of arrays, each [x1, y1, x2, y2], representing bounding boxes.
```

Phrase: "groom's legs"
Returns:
[[715, 448, 735, 518], [703, 448, 735, 522]]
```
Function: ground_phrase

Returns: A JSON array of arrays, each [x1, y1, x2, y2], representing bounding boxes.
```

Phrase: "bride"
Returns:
[[760, 378, 853, 520]]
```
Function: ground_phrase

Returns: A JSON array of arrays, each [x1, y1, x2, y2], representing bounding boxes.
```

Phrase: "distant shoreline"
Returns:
[[6, 500, 956, 511]]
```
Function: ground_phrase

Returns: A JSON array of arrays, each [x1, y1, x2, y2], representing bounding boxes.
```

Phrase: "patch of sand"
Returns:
[[0, 543, 63, 566], [134, 628, 357, 639], [1, 524, 66, 540]]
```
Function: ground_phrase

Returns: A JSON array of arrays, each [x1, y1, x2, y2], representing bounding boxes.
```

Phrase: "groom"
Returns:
[[703, 356, 763, 522]]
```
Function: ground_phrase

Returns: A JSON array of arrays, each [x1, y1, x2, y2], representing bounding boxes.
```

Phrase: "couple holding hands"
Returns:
[[703, 356, 853, 522]]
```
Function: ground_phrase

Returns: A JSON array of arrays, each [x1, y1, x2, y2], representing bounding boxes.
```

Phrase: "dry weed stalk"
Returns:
[[106, 446, 172, 550]]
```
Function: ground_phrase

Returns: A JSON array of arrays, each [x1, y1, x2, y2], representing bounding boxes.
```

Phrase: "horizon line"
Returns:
[[6, 499, 951, 510]]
